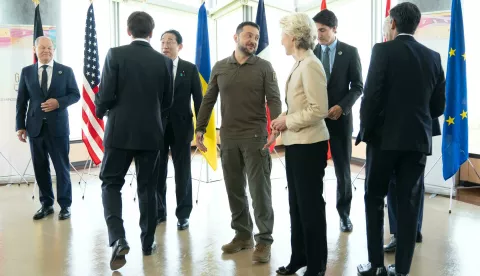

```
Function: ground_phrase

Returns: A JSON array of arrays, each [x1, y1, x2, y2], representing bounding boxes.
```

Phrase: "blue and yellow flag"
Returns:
[[193, 2, 217, 171], [442, 0, 468, 180]]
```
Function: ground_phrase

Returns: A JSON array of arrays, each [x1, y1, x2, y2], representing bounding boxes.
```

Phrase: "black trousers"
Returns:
[[364, 144, 426, 274], [329, 133, 353, 219], [285, 141, 328, 274], [387, 173, 424, 235], [156, 123, 193, 220], [29, 121, 72, 208], [100, 147, 159, 248]]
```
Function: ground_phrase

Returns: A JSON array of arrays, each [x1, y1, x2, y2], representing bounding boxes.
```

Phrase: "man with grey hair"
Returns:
[[382, 14, 441, 255], [195, 21, 282, 263], [16, 36, 80, 221]]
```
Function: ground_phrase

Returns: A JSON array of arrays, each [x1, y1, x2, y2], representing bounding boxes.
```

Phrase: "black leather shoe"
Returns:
[[177, 219, 189, 230], [59, 207, 71, 220], [157, 216, 166, 225], [340, 217, 353, 232], [110, 238, 130, 270], [416, 232, 423, 243], [33, 206, 54, 220], [384, 236, 397, 253], [276, 263, 306, 275], [142, 242, 157, 256], [387, 264, 409, 276], [304, 270, 326, 276], [357, 263, 387, 276]]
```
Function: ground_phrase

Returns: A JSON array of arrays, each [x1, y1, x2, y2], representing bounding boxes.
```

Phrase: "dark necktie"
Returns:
[[41, 65, 48, 97], [322, 47, 331, 81]]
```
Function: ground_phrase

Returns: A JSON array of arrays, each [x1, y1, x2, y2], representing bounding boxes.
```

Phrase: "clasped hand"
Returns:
[[263, 115, 287, 149]]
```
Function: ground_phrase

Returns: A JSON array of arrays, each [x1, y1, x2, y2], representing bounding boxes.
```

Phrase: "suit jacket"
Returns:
[[16, 62, 80, 137], [356, 35, 446, 154], [95, 40, 174, 151], [164, 58, 203, 144], [282, 49, 330, 146], [314, 41, 363, 136]]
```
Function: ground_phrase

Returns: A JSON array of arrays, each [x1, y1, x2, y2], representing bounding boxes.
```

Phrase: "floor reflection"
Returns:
[[1, 159, 479, 275]]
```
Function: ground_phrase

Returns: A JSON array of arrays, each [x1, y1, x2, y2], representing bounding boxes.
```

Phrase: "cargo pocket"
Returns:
[[260, 148, 272, 175]]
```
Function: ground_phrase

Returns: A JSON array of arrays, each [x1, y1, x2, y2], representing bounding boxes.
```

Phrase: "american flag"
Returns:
[[81, 4, 104, 165]]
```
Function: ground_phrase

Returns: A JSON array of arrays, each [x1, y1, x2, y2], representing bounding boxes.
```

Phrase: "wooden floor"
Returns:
[[1, 156, 479, 276]]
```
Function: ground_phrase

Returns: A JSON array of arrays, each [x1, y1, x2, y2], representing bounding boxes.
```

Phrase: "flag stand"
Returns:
[[191, 145, 222, 205], [0, 152, 30, 186], [354, 153, 480, 214]]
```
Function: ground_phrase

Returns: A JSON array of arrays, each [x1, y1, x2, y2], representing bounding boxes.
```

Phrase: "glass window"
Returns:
[[118, 2, 198, 63]]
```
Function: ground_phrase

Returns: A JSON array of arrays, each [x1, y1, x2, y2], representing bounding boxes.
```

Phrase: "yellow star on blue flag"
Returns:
[[442, 0, 468, 180]]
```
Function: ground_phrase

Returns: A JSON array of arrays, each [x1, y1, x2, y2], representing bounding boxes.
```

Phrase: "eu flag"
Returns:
[[194, 2, 217, 171], [442, 0, 468, 180]]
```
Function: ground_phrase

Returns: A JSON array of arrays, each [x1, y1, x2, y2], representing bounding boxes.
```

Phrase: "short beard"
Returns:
[[237, 43, 255, 56]]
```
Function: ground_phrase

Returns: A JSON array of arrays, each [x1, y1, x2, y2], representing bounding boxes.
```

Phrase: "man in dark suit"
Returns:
[[157, 29, 202, 230], [95, 12, 173, 270], [356, 3, 445, 276], [16, 36, 80, 221], [312, 9, 363, 232]]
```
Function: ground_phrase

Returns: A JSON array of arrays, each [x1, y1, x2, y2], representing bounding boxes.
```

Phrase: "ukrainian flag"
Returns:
[[442, 0, 468, 180], [193, 2, 217, 171]]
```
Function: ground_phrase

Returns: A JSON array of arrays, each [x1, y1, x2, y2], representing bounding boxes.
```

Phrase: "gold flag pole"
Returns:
[[32, 0, 40, 5]]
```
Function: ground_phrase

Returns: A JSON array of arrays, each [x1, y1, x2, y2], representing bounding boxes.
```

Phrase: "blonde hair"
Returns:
[[279, 13, 317, 50]]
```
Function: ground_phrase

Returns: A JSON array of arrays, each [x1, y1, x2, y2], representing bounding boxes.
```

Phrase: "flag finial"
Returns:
[[32, 0, 40, 5]]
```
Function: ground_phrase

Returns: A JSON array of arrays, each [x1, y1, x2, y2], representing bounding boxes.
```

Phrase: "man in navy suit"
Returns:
[[16, 36, 80, 221], [157, 29, 203, 230]]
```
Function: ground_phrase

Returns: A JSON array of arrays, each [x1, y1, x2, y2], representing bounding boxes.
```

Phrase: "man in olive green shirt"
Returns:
[[195, 21, 282, 263]]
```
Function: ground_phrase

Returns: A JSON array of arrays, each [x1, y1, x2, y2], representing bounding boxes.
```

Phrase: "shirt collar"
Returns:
[[133, 38, 150, 43], [321, 38, 338, 52], [397, 33, 414, 37], [38, 59, 54, 69], [228, 51, 258, 65], [173, 56, 179, 67]]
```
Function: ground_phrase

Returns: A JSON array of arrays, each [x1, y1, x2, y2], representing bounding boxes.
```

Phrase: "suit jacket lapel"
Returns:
[[46, 62, 58, 98], [174, 58, 183, 90], [32, 64, 42, 94], [328, 41, 345, 87]]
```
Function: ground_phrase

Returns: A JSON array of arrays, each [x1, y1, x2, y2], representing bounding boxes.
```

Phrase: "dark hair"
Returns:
[[312, 9, 338, 28], [389, 2, 421, 34], [161, 29, 183, 45], [236, 21, 260, 34], [127, 11, 155, 39]]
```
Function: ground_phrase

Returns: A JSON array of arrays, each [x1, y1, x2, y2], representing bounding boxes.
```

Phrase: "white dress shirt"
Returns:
[[172, 56, 179, 81], [38, 59, 54, 90], [133, 38, 150, 43]]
